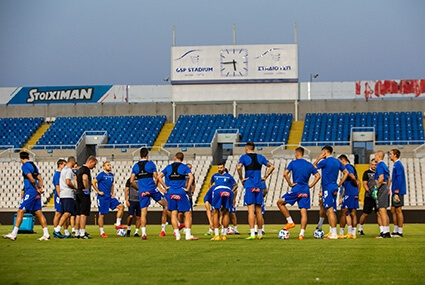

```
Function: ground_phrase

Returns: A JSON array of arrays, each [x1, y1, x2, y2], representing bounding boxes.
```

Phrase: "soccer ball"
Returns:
[[278, 229, 290, 240], [314, 229, 324, 239], [117, 228, 126, 237], [227, 226, 234, 235]]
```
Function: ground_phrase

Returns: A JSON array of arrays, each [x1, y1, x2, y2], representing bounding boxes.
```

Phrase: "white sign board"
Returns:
[[171, 44, 298, 84]]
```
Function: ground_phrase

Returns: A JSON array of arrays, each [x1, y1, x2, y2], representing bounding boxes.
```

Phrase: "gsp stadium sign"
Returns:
[[171, 44, 298, 84], [7, 85, 113, 105]]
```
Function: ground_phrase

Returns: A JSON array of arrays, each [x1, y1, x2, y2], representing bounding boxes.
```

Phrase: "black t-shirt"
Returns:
[[77, 165, 92, 191], [362, 169, 376, 197]]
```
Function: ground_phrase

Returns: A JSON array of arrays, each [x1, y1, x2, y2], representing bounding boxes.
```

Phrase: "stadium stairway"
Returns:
[[355, 164, 369, 207], [23, 121, 52, 149], [286, 121, 304, 149], [196, 165, 218, 206], [152, 123, 175, 149]]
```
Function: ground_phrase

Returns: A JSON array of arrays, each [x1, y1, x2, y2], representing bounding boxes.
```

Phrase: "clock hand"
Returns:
[[232, 59, 237, 71]]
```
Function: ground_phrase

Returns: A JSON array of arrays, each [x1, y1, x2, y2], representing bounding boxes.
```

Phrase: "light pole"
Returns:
[[308, 73, 319, 100]]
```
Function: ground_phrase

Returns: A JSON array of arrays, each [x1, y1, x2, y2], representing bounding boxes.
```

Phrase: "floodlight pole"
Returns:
[[294, 22, 299, 121], [172, 25, 176, 47], [233, 24, 237, 45]]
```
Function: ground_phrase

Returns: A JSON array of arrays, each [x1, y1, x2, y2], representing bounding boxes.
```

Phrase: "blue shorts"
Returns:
[[211, 186, 234, 211], [282, 190, 310, 209], [97, 197, 121, 215], [139, 188, 165, 209], [167, 189, 191, 212], [322, 184, 338, 210], [203, 188, 213, 204], [61, 198, 76, 215], [341, 194, 359, 210], [54, 195, 62, 213], [19, 191, 42, 211], [229, 205, 236, 213], [244, 187, 264, 206], [128, 201, 141, 217]]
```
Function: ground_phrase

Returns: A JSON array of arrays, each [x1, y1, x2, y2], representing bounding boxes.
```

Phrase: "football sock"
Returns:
[[347, 226, 352, 234], [11, 227, 19, 236], [54, 225, 61, 232], [135, 228, 139, 234], [141, 227, 146, 235], [358, 224, 363, 231], [330, 227, 337, 236], [161, 223, 166, 231], [43, 227, 49, 237], [99, 227, 104, 234], [300, 229, 305, 236], [339, 228, 345, 235], [223, 228, 228, 235], [116, 218, 122, 226], [234, 225, 238, 232], [80, 229, 85, 237], [383, 226, 390, 233], [214, 228, 219, 236], [351, 228, 356, 236], [318, 217, 325, 228], [398, 227, 403, 234], [128, 226, 132, 231], [185, 228, 191, 239], [262, 225, 265, 232], [286, 217, 294, 224], [250, 228, 255, 236], [393, 225, 399, 233], [379, 226, 384, 233], [64, 229, 70, 236], [72, 228, 75, 233], [254, 225, 258, 232]]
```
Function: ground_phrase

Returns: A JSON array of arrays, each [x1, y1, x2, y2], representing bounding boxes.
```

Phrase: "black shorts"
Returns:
[[128, 201, 141, 217], [363, 196, 377, 215], [391, 194, 404, 208], [76, 190, 91, 216]]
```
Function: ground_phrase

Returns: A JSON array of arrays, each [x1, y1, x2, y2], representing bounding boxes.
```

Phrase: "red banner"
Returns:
[[356, 79, 425, 99]]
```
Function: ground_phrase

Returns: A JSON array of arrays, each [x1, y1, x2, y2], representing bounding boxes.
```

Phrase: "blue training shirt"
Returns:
[[96, 171, 114, 198], [162, 162, 191, 190], [391, 160, 406, 195], [22, 161, 39, 193], [131, 160, 157, 191], [342, 164, 359, 196], [287, 158, 318, 186], [210, 172, 236, 188], [52, 170, 61, 197], [316, 156, 345, 187], [375, 161, 389, 183], [238, 153, 269, 189]]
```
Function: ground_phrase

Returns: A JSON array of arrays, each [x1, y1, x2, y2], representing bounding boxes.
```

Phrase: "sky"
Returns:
[[0, 0, 424, 87]]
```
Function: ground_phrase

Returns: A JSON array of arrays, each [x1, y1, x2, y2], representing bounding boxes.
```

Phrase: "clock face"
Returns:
[[220, 48, 248, 77]]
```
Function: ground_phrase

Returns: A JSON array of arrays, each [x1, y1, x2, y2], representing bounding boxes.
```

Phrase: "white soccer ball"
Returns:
[[227, 226, 234, 235], [314, 229, 324, 239], [117, 228, 126, 237], [278, 229, 290, 240]]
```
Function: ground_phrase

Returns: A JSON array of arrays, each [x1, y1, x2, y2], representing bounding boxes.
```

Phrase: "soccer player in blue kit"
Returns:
[[313, 145, 348, 240], [389, 149, 406, 237], [210, 185, 234, 241], [337, 154, 360, 239], [157, 152, 197, 241], [277, 147, 320, 240], [52, 159, 67, 229], [3, 152, 50, 241], [374, 150, 391, 238], [92, 161, 125, 238], [130, 148, 168, 239], [237, 142, 275, 240]]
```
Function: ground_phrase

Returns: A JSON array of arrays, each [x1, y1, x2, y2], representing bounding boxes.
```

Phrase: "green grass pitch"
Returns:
[[1, 224, 425, 284]]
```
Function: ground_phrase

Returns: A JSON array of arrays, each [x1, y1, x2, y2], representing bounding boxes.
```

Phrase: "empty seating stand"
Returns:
[[34, 115, 166, 149], [302, 111, 424, 146], [0, 117, 44, 149], [166, 113, 293, 147]]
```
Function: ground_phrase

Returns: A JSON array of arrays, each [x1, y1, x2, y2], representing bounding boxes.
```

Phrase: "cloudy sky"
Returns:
[[0, 0, 424, 87]]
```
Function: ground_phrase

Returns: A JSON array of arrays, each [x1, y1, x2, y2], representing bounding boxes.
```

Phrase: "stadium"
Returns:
[[1, 2, 425, 284]]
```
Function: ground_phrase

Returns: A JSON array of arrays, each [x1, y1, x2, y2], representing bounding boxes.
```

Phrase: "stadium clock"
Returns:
[[220, 48, 248, 77]]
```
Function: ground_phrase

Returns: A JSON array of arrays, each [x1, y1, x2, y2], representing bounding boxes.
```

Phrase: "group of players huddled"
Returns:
[[3, 142, 406, 241]]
